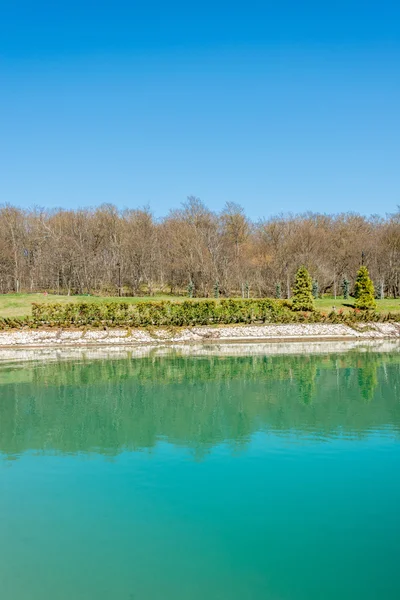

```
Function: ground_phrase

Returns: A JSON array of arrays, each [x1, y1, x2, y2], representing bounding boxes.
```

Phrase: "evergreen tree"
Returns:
[[187, 280, 194, 298], [354, 266, 376, 310], [275, 283, 281, 299], [342, 278, 350, 300], [312, 280, 319, 299], [213, 281, 219, 299], [292, 266, 314, 311]]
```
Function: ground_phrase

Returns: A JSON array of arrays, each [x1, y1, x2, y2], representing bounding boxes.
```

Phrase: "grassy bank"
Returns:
[[0, 293, 399, 320], [0, 293, 183, 318], [1, 297, 399, 331], [315, 297, 400, 314]]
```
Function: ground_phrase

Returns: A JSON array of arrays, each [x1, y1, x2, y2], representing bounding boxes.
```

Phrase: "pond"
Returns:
[[1, 343, 400, 599]]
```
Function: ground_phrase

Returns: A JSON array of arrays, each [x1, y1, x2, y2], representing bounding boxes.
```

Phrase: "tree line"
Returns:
[[1, 197, 399, 298]]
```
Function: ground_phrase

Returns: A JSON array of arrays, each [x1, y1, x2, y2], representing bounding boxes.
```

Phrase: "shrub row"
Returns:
[[0, 317, 32, 330], [31, 299, 295, 328], [26, 299, 399, 329], [0, 300, 397, 331]]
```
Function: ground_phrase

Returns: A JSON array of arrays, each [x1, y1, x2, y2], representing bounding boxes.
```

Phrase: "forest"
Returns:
[[1, 197, 399, 298]]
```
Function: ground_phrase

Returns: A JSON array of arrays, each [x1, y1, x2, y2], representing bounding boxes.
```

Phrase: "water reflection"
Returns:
[[0, 348, 399, 457]]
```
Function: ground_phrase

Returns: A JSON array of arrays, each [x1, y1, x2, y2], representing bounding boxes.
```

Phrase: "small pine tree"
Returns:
[[187, 280, 194, 298], [214, 280, 219, 299], [312, 280, 319, 299], [292, 266, 314, 311], [354, 266, 376, 310], [275, 283, 281, 299], [342, 278, 350, 300]]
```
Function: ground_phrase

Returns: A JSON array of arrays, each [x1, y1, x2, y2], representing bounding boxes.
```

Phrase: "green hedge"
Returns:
[[0, 316, 32, 330], [0, 299, 397, 330], [30, 299, 295, 328]]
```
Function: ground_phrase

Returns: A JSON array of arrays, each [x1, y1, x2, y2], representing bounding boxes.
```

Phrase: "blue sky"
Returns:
[[1, 1, 399, 219]]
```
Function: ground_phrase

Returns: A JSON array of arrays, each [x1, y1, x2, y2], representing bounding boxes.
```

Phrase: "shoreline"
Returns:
[[1, 340, 400, 368], [1, 322, 400, 350]]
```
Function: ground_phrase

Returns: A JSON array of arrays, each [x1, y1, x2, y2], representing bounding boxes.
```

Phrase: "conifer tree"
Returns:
[[187, 280, 194, 298], [342, 278, 350, 300], [292, 266, 314, 311], [354, 266, 376, 310], [275, 283, 281, 299]]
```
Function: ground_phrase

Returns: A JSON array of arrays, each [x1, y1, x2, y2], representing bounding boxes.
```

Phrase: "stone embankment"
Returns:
[[0, 322, 400, 348]]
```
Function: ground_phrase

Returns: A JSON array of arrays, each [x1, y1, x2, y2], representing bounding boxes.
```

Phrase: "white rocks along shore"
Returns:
[[0, 322, 400, 349]]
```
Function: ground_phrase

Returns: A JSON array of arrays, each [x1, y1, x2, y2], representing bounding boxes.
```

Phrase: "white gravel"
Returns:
[[0, 322, 399, 349]]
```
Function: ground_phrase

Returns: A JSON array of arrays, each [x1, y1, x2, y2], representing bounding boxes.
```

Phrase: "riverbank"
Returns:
[[1, 340, 400, 368], [0, 322, 400, 349]]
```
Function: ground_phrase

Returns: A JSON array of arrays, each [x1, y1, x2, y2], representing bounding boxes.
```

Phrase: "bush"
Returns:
[[0, 298, 395, 331], [0, 316, 32, 330], [30, 299, 297, 329]]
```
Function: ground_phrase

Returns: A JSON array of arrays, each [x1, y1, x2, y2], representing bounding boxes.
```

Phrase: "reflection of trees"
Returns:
[[294, 359, 318, 405], [0, 351, 399, 458], [357, 356, 379, 402]]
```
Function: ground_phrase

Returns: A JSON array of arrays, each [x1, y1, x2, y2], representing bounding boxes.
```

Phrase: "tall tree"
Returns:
[[292, 266, 314, 311], [354, 266, 376, 310]]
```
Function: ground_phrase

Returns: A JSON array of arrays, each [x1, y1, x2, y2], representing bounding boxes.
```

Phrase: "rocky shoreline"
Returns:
[[0, 322, 400, 349]]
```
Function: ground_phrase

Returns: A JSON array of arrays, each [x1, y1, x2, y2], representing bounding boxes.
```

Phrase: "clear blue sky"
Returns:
[[1, 1, 399, 219]]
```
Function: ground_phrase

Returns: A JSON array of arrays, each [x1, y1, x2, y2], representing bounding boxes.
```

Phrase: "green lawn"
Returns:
[[315, 296, 400, 314], [0, 293, 183, 318], [0, 293, 399, 319]]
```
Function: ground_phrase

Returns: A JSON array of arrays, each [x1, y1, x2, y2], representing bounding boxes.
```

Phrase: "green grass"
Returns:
[[0, 293, 183, 318], [315, 296, 400, 314], [0, 293, 399, 319]]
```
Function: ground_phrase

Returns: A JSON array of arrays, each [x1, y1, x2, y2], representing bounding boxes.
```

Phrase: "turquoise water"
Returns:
[[1, 346, 400, 599]]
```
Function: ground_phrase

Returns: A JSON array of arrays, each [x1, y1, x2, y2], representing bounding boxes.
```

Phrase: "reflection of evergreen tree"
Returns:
[[357, 356, 379, 402], [296, 360, 318, 405]]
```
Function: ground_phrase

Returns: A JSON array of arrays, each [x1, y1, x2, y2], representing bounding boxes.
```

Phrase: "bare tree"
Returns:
[[0, 201, 399, 298]]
